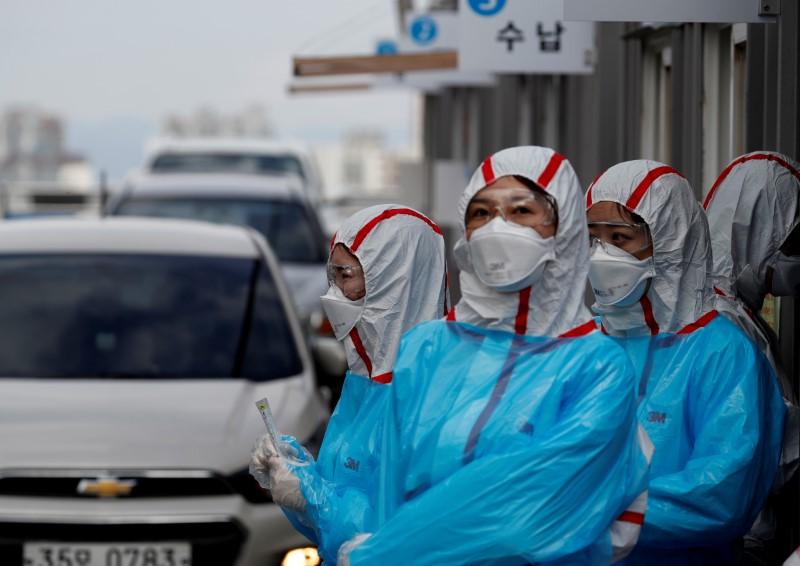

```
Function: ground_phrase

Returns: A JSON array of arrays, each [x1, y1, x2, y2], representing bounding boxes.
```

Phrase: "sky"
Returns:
[[0, 0, 419, 180]]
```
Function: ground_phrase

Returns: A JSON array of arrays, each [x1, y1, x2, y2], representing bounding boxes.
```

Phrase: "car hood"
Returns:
[[0, 377, 314, 474], [281, 263, 328, 320]]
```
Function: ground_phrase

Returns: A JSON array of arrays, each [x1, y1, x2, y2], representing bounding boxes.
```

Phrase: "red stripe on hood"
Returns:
[[703, 153, 800, 210], [350, 208, 442, 252], [536, 152, 566, 189], [481, 156, 496, 185], [626, 166, 684, 211]]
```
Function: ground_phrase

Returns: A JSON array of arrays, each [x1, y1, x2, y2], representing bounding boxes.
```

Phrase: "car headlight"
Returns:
[[282, 547, 320, 566]]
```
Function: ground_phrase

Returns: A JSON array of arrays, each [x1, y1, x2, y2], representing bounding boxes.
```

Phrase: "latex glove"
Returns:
[[337, 533, 371, 566], [249, 433, 306, 511]]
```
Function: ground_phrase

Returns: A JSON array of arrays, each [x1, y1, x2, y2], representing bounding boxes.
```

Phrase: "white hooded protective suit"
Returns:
[[586, 161, 711, 335], [450, 146, 594, 335], [343, 147, 651, 566], [704, 152, 800, 561], [253, 204, 448, 564], [587, 160, 785, 565], [704, 151, 800, 398], [328, 204, 449, 382]]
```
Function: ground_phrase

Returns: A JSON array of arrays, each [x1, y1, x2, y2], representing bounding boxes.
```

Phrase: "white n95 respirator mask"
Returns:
[[588, 240, 656, 307], [320, 285, 365, 341], [456, 216, 556, 293]]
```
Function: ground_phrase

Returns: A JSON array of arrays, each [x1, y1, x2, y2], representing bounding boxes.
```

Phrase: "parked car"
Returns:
[[141, 138, 324, 203], [107, 173, 346, 403], [0, 217, 329, 566]]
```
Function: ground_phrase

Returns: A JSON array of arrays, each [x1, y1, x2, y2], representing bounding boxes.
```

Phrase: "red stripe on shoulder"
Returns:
[[514, 287, 532, 335], [677, 310, 719, 335], [639, 296, 660, 336], [350, 208, 442, 252], [371, 372, 393, 384], [348, 327, 373, 377], [536, 152, 566, 189], [626, 166, 684, 210], [704, 153, 800, 210], [481, 156, 496, 185], [558, 319, 597, 338], [617, 511, 645, 525]]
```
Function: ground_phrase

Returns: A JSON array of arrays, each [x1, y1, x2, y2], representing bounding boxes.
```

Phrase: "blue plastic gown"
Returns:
[[615, 313, 785, 565], [344, 320, 650, 565], [281, 371, 389, 563]]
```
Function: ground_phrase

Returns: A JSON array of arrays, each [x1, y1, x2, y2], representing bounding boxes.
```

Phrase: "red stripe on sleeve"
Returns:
[[514, 287, 532, 335], [626, 166, 684, 210], [677, 310, 719, 335], [558, 319, 598, 338], [639, 296, 660, 336], [446, 307, 457, 322], [348, 327, 373, 378], [617, 511, 645, 525], [371, 372, 393, 384], [536, 152, 566, 189], [350, 208, 442, 252], [481, 156, 496, 185], [703, 153, 800, 210]]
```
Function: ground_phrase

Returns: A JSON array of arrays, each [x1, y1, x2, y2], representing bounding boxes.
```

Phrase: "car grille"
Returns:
[[0, 518, 246, 566], [0, 470, 239, 499]]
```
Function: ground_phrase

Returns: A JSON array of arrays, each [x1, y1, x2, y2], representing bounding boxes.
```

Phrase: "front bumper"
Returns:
[[0, 495, 310, 566]]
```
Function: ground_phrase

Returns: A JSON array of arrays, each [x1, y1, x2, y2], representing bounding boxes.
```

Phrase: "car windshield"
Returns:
[[115, 197, 327, 264], [150, 152, 306, 179], [0, 254, 302, 380]]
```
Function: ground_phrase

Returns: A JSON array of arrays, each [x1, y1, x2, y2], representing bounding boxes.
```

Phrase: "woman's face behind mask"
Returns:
[[465, 177, 557, 240], [460, 177, 558, 293], [587, 202, 656, 306]]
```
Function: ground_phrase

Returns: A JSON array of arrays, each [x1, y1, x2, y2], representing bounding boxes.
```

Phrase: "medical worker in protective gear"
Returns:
[[250, 204, 448, 564], [703, 151, 800, 564], [585, 159, 785, 565], [339, 146, 652, 566]]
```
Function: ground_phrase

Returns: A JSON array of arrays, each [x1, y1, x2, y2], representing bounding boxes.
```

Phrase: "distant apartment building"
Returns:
[[315, 129, 420, 199], [0, 106, 93, 189]]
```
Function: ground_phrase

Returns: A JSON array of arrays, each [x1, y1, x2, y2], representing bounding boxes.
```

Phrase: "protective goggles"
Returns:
[[465, 189, 557, 231], [588, 221, 652, 255], [327, 262, 364, 286]]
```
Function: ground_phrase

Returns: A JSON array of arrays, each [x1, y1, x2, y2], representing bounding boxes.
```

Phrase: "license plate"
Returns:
[[23, 542, 191, 566]]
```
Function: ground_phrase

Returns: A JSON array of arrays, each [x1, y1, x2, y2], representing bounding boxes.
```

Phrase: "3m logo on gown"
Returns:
[[344, 457, 360, 471], [647, 411, 667, 424]]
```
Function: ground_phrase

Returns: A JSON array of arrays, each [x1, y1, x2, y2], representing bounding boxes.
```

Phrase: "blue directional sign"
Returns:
[[409, 15, 438, 46], [376, 40, 399, 56], [468, 0, 507, 17]]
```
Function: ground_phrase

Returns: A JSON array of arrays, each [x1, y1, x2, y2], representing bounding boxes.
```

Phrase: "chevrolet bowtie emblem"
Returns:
[[77, 477, 137, 498]]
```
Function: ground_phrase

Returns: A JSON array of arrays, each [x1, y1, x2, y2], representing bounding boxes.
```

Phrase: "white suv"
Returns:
[[0, 218, 328, 566], [141, 138, 324, 204]]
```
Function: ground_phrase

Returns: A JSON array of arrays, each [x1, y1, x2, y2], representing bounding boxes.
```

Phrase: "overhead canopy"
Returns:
[[563, 0, 778, 23]]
